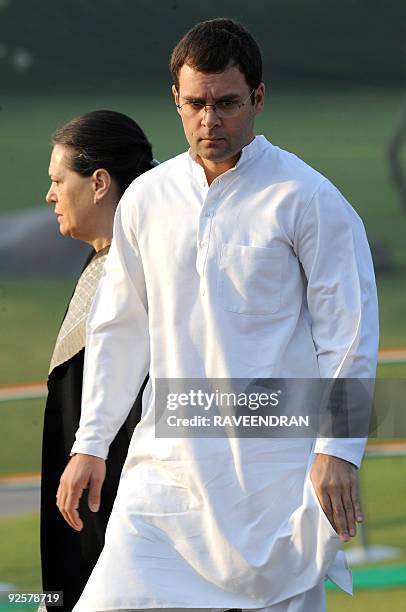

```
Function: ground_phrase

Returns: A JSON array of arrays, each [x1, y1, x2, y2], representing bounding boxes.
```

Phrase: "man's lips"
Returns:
[[200, 137, 225, 142]]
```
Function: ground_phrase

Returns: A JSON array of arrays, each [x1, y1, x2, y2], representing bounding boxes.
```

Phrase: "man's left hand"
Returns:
[[310, 453, 364, 542]]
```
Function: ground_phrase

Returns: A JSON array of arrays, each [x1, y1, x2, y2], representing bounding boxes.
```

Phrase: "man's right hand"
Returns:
[[56, 453, 106, 531]]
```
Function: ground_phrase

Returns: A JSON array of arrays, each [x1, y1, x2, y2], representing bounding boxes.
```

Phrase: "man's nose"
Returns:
[[201, 106, 221, 129]]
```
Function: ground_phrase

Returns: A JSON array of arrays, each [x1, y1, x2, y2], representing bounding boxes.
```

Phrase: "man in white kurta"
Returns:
[[58, 18, 378, 612]]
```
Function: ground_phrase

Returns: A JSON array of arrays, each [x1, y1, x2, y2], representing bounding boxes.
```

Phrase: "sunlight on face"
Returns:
[[173, 64, 264, 174], [46, 144, 96, 241]]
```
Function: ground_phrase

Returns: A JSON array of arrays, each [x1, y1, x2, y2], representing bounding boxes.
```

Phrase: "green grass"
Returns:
[[377, 363, 406, 377], [0, 399, 43, 476], [376, 272, 406, 349], [0, 514, 40, 591], [350, 457, 406, 560], [0, 278, 76, 385], [328, 588, 406, 610]]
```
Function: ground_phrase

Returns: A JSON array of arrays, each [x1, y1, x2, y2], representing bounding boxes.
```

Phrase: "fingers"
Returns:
[[56, 456, 89, 531], [57, 471, 86, 531], [318, 492, 335, 530], [56, 454, 106, 531], [342, 489, 356, 538], [330, 488, 360, 542], [56, 480, 76, 530], [339, 469, 363, 540], [311, 454, 363, 543], [336, 472, 364, 541], [330, 492, 350, 541], [65, 488, 85, 531], [350, 475, 364, 523], [56, 481, 64, 512], [312, 476, 348, 539], [88, 473, 103, 512]]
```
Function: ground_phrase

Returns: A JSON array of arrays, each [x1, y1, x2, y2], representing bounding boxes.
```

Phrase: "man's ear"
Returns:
[[92, 168, 111, 203], [172, 85, 181, 113], [254, 82, 265, 115]]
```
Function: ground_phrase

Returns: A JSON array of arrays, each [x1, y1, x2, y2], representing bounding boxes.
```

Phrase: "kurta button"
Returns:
[[200, 240, 207, 247], [201, 288, 206, 296]]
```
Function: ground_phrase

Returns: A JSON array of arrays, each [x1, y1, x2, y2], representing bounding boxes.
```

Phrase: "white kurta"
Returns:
[[71, 136, 378, 611]]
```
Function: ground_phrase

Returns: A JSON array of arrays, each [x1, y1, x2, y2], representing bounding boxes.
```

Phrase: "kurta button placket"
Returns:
[[197, 179, 217, 289]]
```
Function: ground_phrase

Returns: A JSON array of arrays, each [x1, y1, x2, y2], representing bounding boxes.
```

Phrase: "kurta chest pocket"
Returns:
[[218, 244, 284, 315]]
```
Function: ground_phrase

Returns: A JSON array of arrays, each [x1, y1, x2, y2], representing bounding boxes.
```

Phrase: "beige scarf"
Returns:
[[49, 246, 110, 374]]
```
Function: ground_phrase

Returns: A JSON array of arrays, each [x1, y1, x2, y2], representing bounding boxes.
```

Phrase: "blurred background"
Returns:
[[0, 0, 406, 610]]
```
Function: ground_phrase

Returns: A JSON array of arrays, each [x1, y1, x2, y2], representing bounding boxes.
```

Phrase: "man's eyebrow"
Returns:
[[214, 93, 241, 102], [182, 95, 205, 103], [182, 93, 241, 102]]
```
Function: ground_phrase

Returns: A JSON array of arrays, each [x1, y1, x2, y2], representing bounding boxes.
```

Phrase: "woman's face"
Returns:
[[46, 144, 97, 241]]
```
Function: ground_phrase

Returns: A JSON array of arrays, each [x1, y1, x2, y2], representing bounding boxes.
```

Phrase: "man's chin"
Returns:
[[196, 142, 231, 162]]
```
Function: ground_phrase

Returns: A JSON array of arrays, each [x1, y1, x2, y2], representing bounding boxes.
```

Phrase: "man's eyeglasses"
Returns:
[[176, 89, 256, 119]]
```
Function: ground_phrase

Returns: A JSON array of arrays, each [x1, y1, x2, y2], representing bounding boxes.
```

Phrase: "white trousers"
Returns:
[[105, 579, 326, 612]]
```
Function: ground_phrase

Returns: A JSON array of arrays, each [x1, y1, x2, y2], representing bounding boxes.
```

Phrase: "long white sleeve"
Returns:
[[294, 180, 379, 467], [71, 193, 150, 459]]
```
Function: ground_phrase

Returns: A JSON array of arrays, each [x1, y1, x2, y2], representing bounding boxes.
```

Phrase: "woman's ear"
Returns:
[[92, 168, 112, 203]]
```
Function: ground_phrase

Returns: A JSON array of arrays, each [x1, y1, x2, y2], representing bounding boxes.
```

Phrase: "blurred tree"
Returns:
[[388, 100, 406, 213]]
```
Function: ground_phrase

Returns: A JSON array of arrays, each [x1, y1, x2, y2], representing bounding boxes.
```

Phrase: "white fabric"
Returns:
[[251, 577, 327, 611], [71, 136, 378, 611], [106, 582, 326, 612]]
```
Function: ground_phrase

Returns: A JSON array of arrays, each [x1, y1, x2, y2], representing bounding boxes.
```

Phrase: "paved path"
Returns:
[[0, 382, 47, 402], [0, 475, 40, 518], [378, 348, 406, 364]]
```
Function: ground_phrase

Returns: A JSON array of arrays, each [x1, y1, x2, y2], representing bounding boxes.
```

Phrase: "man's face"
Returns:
[[172, 64, 264, 167], [46, 144, 95, 240]]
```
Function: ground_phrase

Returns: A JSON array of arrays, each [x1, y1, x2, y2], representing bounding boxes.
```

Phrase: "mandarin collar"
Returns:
[[188, 135, 269, 182]]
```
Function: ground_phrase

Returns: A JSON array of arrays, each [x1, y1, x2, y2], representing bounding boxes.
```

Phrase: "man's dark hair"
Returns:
[[170, 18, 262, 101], [53, 110, 153, 196]]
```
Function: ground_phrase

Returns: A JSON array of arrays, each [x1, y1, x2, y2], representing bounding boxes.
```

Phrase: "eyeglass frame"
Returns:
[[176, 88, 257, 117]]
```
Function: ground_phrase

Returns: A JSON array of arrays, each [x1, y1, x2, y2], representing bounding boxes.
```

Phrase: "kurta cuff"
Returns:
[[313, 437, 367, 468], [70, 441, 108, 460]]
